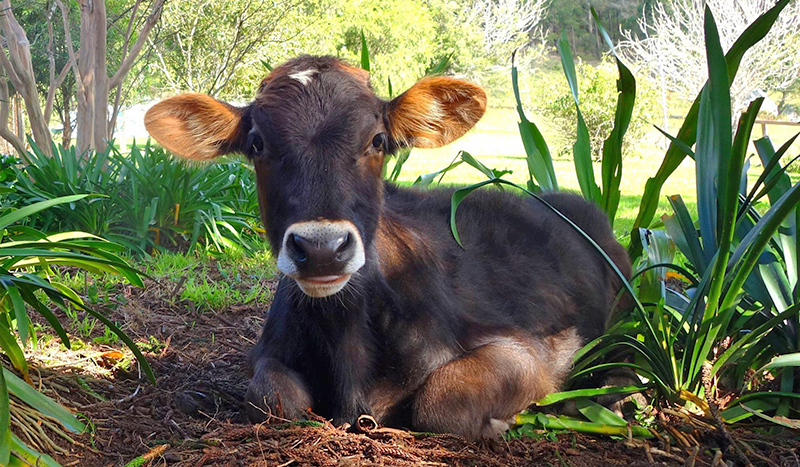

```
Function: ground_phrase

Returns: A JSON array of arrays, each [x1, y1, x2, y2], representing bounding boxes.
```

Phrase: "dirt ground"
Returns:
[[16, 272, 800, 467]]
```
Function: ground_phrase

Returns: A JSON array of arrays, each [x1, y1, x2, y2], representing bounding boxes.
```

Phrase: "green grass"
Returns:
[[53, 238, 278, 331]]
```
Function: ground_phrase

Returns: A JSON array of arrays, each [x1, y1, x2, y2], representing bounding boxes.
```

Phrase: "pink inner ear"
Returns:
[[388, 77, 487, 149]]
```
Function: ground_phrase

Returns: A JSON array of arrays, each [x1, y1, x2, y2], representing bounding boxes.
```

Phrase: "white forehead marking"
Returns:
[[288, 68, 317, 85]]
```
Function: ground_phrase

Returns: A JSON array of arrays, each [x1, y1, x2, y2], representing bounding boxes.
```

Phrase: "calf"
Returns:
[[144, 55, 631, 440]]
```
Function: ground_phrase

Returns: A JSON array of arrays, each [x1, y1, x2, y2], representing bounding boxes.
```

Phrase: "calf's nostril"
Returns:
[[334, 233, 355, 261], [287, 233, 308, 262], [334, 233, 350, 254]]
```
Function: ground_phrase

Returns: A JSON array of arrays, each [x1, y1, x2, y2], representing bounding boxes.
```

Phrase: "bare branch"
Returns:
[[109, 0, 165, 89], [54, 0, 83, 86], [45, 60, 71, 124], [109, 0, 143, 131], [619, 0, 800, 113]]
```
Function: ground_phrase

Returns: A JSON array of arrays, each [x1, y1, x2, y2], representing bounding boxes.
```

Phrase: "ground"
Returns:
[[12, 254, 799, 467]]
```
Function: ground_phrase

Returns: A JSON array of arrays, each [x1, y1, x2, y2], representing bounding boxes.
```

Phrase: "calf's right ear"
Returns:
[[144, 93, 246, 160]]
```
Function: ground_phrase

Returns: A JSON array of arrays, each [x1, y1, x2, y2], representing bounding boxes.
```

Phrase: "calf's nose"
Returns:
[[277, 220, 365, 279], [285, 231, 355, 271]]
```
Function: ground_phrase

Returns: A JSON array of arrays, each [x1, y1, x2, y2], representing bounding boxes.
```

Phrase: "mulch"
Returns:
[[15, 269, 800, 467]]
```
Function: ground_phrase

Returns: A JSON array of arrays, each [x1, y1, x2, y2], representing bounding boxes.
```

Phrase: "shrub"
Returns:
[[14, 141, 260, 256], [449, 1, 800, 435], [539, 59, 660, 161]]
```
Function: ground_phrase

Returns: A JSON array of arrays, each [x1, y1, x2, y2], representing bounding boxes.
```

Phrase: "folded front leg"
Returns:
[[246, 357, 312, 423]]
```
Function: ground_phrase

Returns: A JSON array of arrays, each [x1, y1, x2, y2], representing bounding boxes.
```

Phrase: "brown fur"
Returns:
[[144, 56, 632, 440], [388, 76, 487, 148], [143, 93, 243, 160], [412, 331, 578, 439]]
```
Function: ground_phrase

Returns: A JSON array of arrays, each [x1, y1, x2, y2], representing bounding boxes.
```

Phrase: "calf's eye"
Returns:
[[246, 128, 264, 156], [372, 133, 387, 150]]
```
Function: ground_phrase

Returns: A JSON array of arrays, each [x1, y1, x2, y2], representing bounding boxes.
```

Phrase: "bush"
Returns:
[[15, 141, 260, 256], [539, 59, 660, 160]]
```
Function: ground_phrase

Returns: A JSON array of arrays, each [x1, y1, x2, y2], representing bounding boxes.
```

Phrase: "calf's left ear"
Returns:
[[144, 93, 246, 160], [387, 77, 487, 149]]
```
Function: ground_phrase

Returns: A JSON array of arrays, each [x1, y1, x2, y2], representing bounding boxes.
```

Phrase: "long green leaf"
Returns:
[[9, 433, 61, 467], [0, 320, 26, 378], [0, 367, 9, 466], [536, 385, 650, 406], [4, 285, 28, 345], [512, 53, 558, 191], [754, 136, 798, 289], [3, 368, 85, 433], [575, 398, 628, 427], [359, 30, 370, 72], [592, 7, 634, 224], [628, 0, 792, 258], [725, 180, 800, 308], [516, 413, 653, 438], [758, 352, 800, 372], [0, 195, 89, 231], [558, 33, 599, 202]]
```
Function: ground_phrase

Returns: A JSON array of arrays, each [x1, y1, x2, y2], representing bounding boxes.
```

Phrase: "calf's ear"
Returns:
[[144, 93, 246, 160], [387, 77, 487, 149]]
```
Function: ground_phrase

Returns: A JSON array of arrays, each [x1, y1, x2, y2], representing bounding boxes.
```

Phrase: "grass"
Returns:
[[50, 239, 278, 343]]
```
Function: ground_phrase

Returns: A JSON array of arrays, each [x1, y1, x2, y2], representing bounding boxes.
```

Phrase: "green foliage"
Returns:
[[15, 140, 260, 256], [512, 13, 640, 226], [0, 195, 149, 466], [570, 1, 800, 428], [539, 60, 659, 164]]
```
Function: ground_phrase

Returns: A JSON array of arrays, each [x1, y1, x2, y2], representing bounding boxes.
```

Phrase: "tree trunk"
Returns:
[[76, 0, 95, 154], [0, 0, 52, 154], [62, 86, 72, 148], [14, 94, 23, 143], [92, 0, 109, 152]]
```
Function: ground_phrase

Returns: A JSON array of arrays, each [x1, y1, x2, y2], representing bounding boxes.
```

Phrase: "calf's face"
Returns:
[[144, 56, 486, 297]]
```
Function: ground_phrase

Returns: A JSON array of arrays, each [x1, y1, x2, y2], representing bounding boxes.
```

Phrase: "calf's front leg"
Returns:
[[246, 357, 312, 423], [412, 332, 579, 440]]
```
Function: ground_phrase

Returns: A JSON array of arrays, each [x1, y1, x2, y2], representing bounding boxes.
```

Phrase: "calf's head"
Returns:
[[144, 56, 486, 298]]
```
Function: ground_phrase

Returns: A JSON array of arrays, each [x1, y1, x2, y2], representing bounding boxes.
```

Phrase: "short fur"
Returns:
[[144, 55, 632, 440]]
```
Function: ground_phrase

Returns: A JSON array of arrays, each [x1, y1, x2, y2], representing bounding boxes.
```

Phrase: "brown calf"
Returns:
[[144, 55, 631, 439]]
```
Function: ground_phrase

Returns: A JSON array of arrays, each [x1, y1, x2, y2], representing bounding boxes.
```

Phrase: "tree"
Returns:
[[0, 0, 55, 155], [619, 0, 800, 113], [0, 0, 164, 156], [543, 0, 643, 57], [147, 0, 306, 100], [58, 0, 165, 153], [432, 0, 547, 75]]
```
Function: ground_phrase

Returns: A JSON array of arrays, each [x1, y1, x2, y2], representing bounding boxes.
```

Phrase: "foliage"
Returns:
[[539, 59, 660, 162], [542, 0, 649, 57], [148, 0, 307, 99], [14, 140, 259, 256], [0, 195, 149, 466], [510, 10, 636, 226]]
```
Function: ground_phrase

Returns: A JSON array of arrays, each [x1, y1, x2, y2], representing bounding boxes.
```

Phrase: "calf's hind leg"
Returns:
[[246, 358, 312, 423], [412, 331, 580, 440]]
